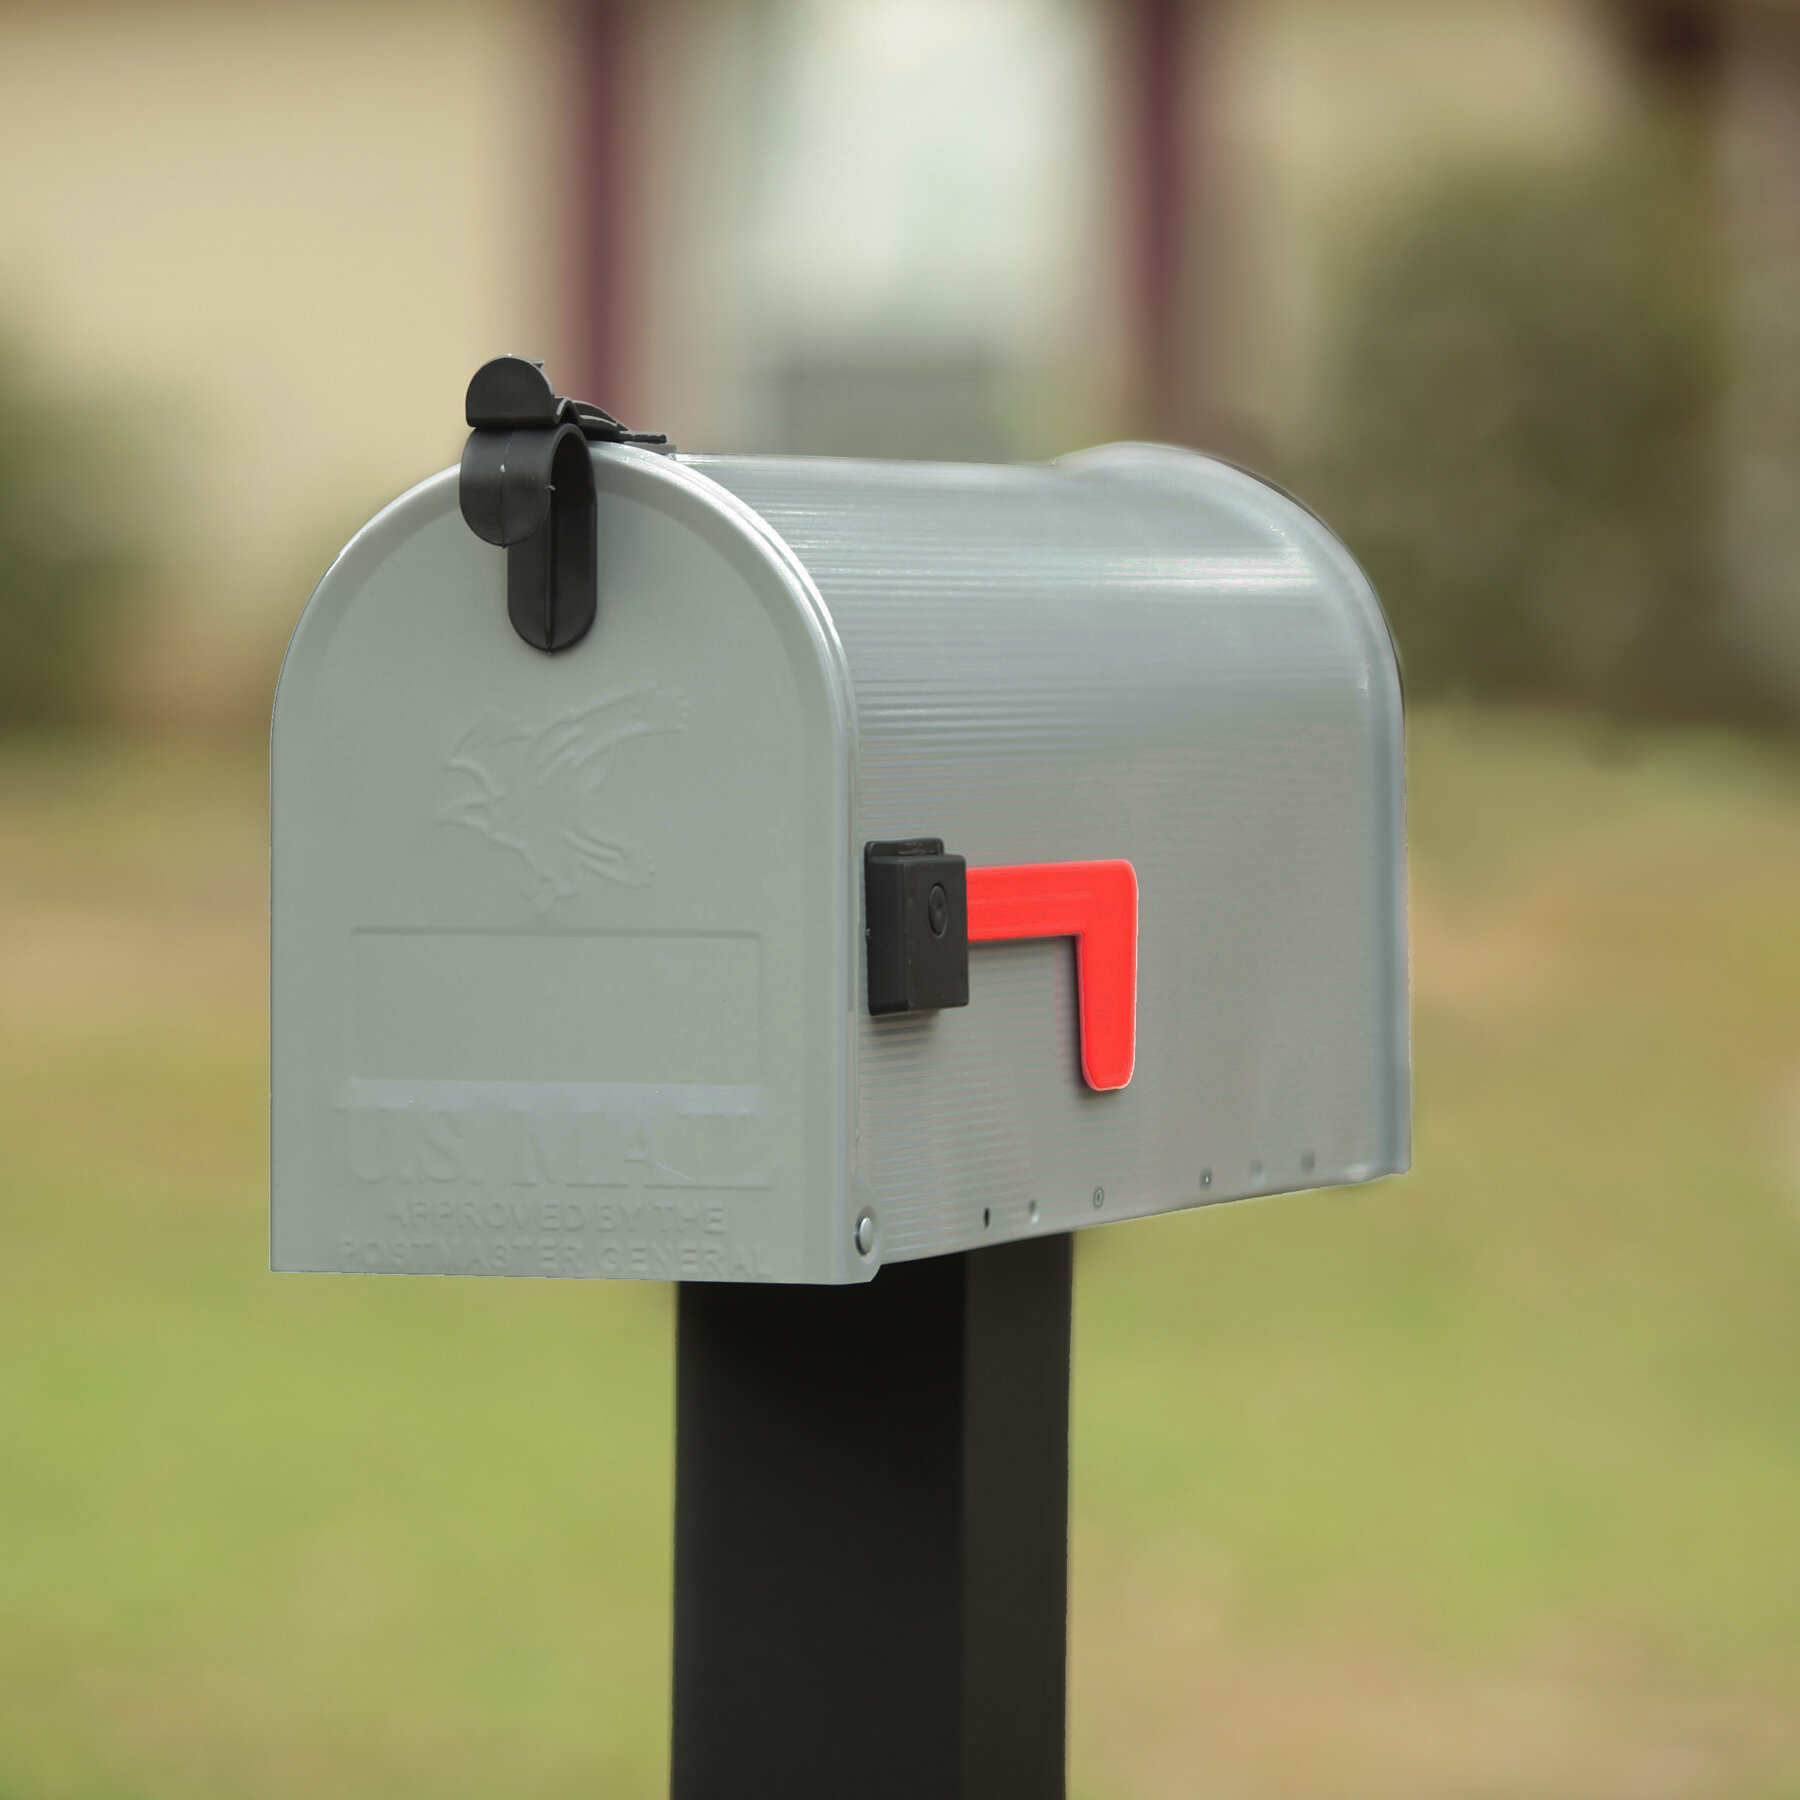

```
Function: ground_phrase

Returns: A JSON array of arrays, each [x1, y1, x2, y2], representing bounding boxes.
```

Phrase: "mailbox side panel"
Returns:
[[698, 446, 1408, 1266], [272, 452, 857, 1283]]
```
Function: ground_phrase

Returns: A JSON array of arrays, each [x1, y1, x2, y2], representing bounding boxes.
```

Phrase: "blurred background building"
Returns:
[[0, 0, 1794, 726]]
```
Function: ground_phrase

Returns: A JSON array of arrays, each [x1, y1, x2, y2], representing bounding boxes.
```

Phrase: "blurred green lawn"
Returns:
[[2, 709, 1799, 1799]]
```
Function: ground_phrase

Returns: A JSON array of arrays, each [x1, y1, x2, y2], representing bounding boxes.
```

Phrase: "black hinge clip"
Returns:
[[457, 355, 670, 654]]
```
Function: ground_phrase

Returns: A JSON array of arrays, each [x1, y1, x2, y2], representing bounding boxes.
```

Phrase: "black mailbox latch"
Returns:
[[865, 839, 970, 1015], [458, 355, 669, 655]]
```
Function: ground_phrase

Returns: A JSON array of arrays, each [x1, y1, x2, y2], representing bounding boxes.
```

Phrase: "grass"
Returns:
[[2, 710, 1799, 1798]]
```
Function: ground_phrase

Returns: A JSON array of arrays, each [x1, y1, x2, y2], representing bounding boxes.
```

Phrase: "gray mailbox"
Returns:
[[272, 359, 1411, 1799], [271, 359, 1408, 1286]]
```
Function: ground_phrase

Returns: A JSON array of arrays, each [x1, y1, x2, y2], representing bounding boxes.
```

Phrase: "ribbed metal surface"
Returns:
[[694, 446, 1409, 1265]]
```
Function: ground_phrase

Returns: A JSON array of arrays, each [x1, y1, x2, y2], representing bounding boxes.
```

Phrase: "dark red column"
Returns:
[[1127, 0, 1186, 436], [1114, 0, 1217, 445], [564, 0, 647, 420]]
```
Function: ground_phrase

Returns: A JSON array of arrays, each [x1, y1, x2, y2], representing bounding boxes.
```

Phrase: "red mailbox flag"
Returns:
[[966, 860, 1139, 1091]]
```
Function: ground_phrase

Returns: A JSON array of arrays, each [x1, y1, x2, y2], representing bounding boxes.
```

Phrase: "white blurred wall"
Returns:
[[635, 0, 1124, 459], [0, 1, 563, 712]]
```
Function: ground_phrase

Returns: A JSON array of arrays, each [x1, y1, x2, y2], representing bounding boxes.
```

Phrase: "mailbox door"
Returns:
[[272, 450, 856, 1283]]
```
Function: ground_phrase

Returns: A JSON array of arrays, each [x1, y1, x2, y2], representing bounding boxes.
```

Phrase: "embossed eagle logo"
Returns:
[[435, 687, 689, 914]]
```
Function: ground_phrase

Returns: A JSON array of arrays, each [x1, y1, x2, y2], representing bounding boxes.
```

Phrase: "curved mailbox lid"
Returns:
[[696, 443, 1410, 1266]]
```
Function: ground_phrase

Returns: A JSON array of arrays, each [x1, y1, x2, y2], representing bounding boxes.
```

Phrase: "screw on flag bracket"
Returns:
[[864, 841, 1139, 1090], [457, 355, 670, 655]]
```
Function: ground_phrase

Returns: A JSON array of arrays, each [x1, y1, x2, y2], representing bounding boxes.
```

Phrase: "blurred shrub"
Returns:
[[0, 340, 148, 723], [1313, 130, 1771, 719]]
